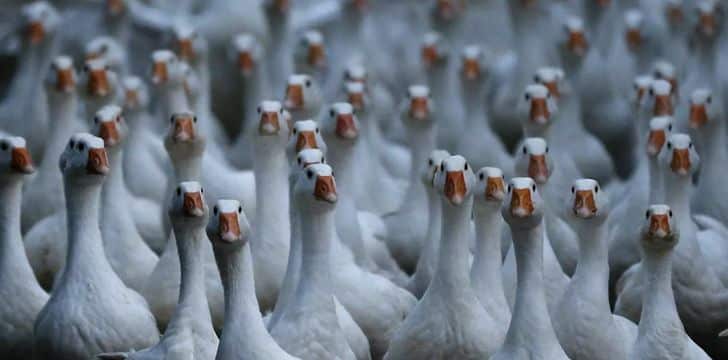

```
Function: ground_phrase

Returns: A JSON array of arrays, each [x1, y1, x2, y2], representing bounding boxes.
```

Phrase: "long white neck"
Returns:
[[265, 10, 292, 91], [697, 124, 727, 182], [160, 83, 192, 119], [252, 140, 290, 260], [0, 178, 38, 280], [411, 186, 443, 294], [406, 126, 435, 182], [647, 155, 663, 204], [471, 203, 506, 299], [638, 247, 684, 350], [296, 204, 336, 306], [430, 195, 473, 292], [7, 42, 54, 103], [571, 219, 611, 312], [173, 152, 202, 182], [43, 92, 80, 171], [462, 81, 488, 130], [240, 69, 271, 137], [663, 173, 692, 232]]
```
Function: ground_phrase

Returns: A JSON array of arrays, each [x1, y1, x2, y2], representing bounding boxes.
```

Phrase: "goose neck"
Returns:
[[241, 70, 271, 132], [639, 248, 681, 335], [160, 84, 192, 118], [0, 179, 24, 264], [406, 126, 435, 181], [523, 123, 551, 141], [571, 220, 610, 306], [252, 146, 290, 252], [663, 174, 690, 221], [327, 142, 355, 191], [697, 124, 727, 174], [297, 205, 335, 301], [102, 148, 126, 200], [471, 204, 505, 288], [63, 180, 108, 279], [173, 153, 202, 182], [647, 156, 663, 204], [43, 93, 79, 168], [173, 224, 212, 324], [463, 83, 487, 127], [509, 222, 552, 334], [431, 196, 474, 291]]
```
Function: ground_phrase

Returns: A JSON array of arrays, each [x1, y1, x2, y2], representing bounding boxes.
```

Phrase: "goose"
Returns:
[[293, 30, 329, 95], [383, 84, 435, 272], [249, 100, 291, 311], [33, 133, 159, 359], [491, 177, 570, 360], [91, 105, 158, 292], [628, 205, 711, 360], [456, 45, 513, 174], [206, 199, 299, 360], [79, 57, 121, 121], [556, 16, 589, 77], [262, 0, 293, 94], [502, 138, 570, 314], [0, 135, 48, 360], [98, 182, 219, 360], [406, 149, 450, 298], [269, 163, 364, 360], [85, 36, 129, 76], [470, 166, 511, 330], [661, 0, 689, 71], [385, 155, 502, 359], [0, 1, 59, 160], [284, 73, 324, 121], [682, 1, 721, 101], [553, 178, 638, 360], [653, 60, 679, 100]]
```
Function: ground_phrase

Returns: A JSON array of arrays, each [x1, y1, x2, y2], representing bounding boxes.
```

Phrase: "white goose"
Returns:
[[98, 182, 219, 360], [553, 178, 638, 360], [421, 31, 462, 150], [385, 155, 502, 359], [207, 199, 299, 360], [33, 133, 159, 359], [85, 36, 129, 76], [283, 73, 324, 121], [79, 57, 121, 121], [262, 0, 293, 94], [491, 177, 569, 360], [628, 205, 710, 360], [0, 135, 48, 359], [292, 30, 329, 96]]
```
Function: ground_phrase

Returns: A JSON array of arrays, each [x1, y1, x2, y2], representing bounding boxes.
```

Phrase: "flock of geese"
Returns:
[[3, 0, 728, 359]]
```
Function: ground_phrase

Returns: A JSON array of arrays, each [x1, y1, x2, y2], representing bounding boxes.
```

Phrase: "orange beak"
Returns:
[[125, 89, 139, 108], [485, 177, 505, 201], [596, 0, 610, 7], [295, 131, 318, 152], [670, 148, 691, 175], [646, 130, 666, 156], [107, 0, 125, 15], [335, 113, 358, 139], [689, 104, 708, 128], [348, 92, 365, 111], [567, 31, 589, 56], [285, 84, 304, 110], [666, 5, 682, 24], [56, 68, 75, 93], [626, 29, 642, 50], [573, 190, 597, 218], [99, 121, 120, 147], [86, 148, 110, 175], [436, 0, 458, 20], [307, 44, 326, 67], [353, 0, 368, 12], [258, 112, 281, 135], [152, 61, 168, 84], [177, 38, 195, 61], [409, 97, 429, 120], [529, 98, 550, 124], [27, 21, 44, 44], [172, 117, 196, 142], [183, 191, 204, 217], [510, 188, 534, 217], [218, 212, 242, 242], [543, 81, 560, 100], [237, 51, 255, 75], [422, 45, 439, 67], [314, 175, 337, 203], [699, 13, 716, 36], [87, 69, 110, 97], [653, 95, 673, 116], [635, 86, 646, 105], [528, 154, 549, 183], [11, 147, 34, 174], [444, 170, 467, 205], [461, 58, 481, 80], [649, 213, 671, 237]]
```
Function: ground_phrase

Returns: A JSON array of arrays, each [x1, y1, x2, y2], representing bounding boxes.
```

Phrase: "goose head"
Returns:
[[0, 135, 35, 178], [287, 119, 327, 156], [519, 84, 557, 130], [641, 204, 678, 252], [533, 67, 565, 100], [688, 88, 719, 130], [164, 112, 205, 160], [514, 137, 552, 185], [646, 116, 674, 157], [401, 85, 435, 128], [284, 74, 322, 117], [294, 148, 326, 170], [695, 0, 720, 37], [121, 76, 149, 112], [631, 75, 653, 109], [344, 81, 370, 115], [263, 0, 290, 15], [44, 55, 77, 95], [150, 49, 187, 87], [459, 45, 486, 84], [231, 33, 263, 77], [560, 16, 589, 58], [342, 0, 368, 14], [106, 0, 126, 17], [91, 105, 127, 149], [624, 9, 645, 52], [294, 30, 327, 72], [421, 32, 448, 70], [433, 155, 475, 207], [20, 1, 60, 46], [173, 24, 207, 64], [207, 199, 250, 250], [431, 0, 466, 23], [474, 167, 506, 209], [85, 36, 125, 74], [567, 178, 608, 223], [665, 0, 684, 26], [168, 181, 208, 227], [502, 177, 545, 229], [652, 60, 678, 98], [59, 133, 109, 185], [255, 100, 290, 146], [321, 102, 359, 143], [80, 58, 118, 99], [658, 133, 699, 177], [344, 63, 367, 86], [294, 163, 338, 212], [421, 149, 451, 186], [647, 79, 674, 117]]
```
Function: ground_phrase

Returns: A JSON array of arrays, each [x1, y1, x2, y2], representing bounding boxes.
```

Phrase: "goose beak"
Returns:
[[409, 97, 430, 120], [177, 38, 195, 61], [284, 84, 304, 110], [436, 0, 458, 20], [348, 92, 365, 111], [11, 147, 34, 174], [666, 5, 682, 24], [444, 170, 466, 205], [218, 212, 242, 242], [670, 148, 690, 175], [653, 95, 673, 116], [353, 0, 368, 12], [635, 86, 647, 105], [125, 89, 139, 108], [237, 51, 254, 75], [183, 191, 204, 217], [689, 103, 708, 128], [646, 130, 666, 156], [699, 13, 716, 36], [314, 175, 337, 203], [485, 177, 505, 201], [573, 190, 597, 218], [567, 30, 588, 56], [529, 98, 550, 124], [295, 131, 318, 152], [421, 45, 439, 68], [626, 28, 642, 50], [648, 213, 671, 238], [596, 0, 610, 7], [258, 111, 281, 135], [666, 78, 679, 98], [335, 113, 358, 139], [26, 21, 44, 44], [528, 154, 549, 184], [510, 188, 534, 217], [56, 68, 75, 93], [87, 69, 110, 97], [172, 117, 196, 142], [86, 148, 110, 175], [307, 44, 326, 68], [273, 0, 290, 12], [152, 61, 168, 84], [107, 0, 125, 15], [461, 58, 481, 80], [99, 121, 120, 147], [543, 81, 560, 100]]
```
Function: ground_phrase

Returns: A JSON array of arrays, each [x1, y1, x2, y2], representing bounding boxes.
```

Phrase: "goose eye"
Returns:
[[305, 80, 311, 87], [633, 84, 638, 90], [307, 170, 313, 179], [94, 117, 99, 124], [213, 206, 218, 215], [669, 210, 673, 217], [238, 206, 242, 213], [667, 142, 672, 149], [441, 163, 445, 172], [645, 210, 650, 219], [571, 186, 574, 193], [292, 128, 297, 134], [83, 65, 89, 72], [595, 186, 599, 193], [200, 187, 204, 194], [522, 147, 527, 154], [532, 185, 536, 192], [170, 116, 175, 124], [707, 96, 712, 104], [193, 116, 198, 123], [257, 106, 261, 114], [315, 128, 320, 134], [69, 140, 75, 148], [330, 109, 335, 117], [479, 173, 484, 180], [321, 156, 325, 163], [545, 147, 549, 153], [116, 116, 122, 123], [524, 93, 530, 101], [0, 142, 7, 151], [547, 93, 551, 99], [649, 89, 654, 96], [668, 124, 672, 131], [533, 75, 540, 82], [176, 187, 181, 196], [507, 185, 512, 193], [428, 159, 434, 166], [464, 163, 469, 170], [77, 143, 85, 151], [689, 142, 693, 148], [297, 157, 302, 165]]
